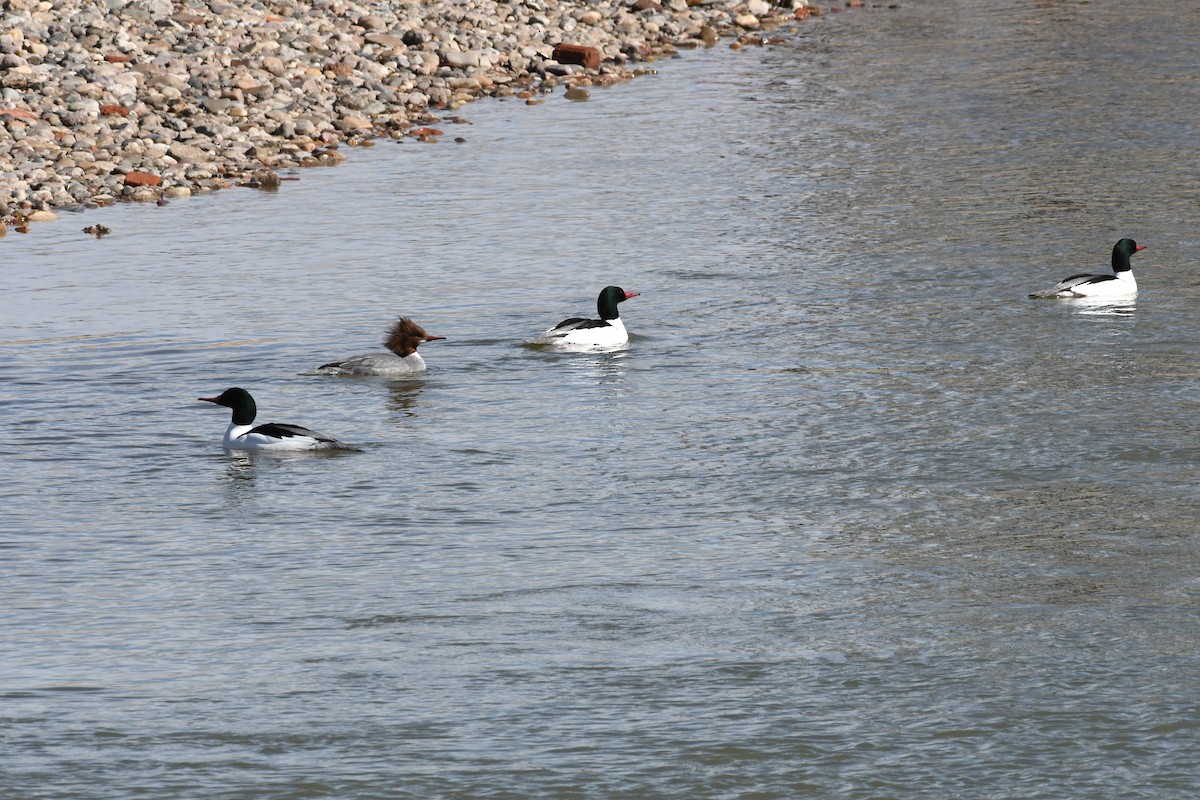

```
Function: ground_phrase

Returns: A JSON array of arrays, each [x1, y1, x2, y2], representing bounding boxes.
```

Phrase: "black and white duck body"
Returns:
[[199, 387, 360, 451], [1030, 238, 1146, 299], [539, 286, 639, 349]]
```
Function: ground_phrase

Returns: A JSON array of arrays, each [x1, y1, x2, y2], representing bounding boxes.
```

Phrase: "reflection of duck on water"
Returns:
[[386, 382, 428, 416], [1071, 297, 1137, 317]]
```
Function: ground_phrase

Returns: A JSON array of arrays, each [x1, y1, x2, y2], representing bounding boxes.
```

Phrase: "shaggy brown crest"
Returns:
[[384, 317, 444, 357]]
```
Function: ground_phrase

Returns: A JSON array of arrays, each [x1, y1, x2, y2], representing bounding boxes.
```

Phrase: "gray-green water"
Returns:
[[4, 2, 1200, 797]]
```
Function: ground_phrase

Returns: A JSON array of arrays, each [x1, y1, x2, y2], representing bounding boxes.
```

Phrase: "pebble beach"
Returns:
[[0, 0, 826, 228]]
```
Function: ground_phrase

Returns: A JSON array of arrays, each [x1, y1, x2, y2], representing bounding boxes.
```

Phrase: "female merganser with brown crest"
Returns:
[[541, 285, 639, 348], [199, 387, 361, 451], [317, 317, 445, 376], [1029, 238, 1146, 299]]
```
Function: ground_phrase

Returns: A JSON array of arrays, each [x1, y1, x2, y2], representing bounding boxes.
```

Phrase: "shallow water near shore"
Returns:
[[4, 1, 1200, 797]]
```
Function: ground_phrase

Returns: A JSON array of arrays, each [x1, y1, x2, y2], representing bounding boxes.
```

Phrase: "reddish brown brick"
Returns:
[[552, 44, 601, 69], [124, 171, 162, 187]]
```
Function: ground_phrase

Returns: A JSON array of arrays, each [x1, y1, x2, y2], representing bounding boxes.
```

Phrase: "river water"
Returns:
[[4, 1, 1200, 797]]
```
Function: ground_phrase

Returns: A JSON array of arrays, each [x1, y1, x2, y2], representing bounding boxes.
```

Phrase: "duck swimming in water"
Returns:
[[317, 317, 445, 376], [199, 387, 361, 451], [539, 285, 639, 348], [1029, 238, 1146, 299]]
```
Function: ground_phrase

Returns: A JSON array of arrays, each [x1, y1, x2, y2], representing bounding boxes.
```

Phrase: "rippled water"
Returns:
[[5, 1, 1200, 797]]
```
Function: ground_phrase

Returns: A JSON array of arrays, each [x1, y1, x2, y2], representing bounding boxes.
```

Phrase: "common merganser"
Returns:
[[1029, 238, 1146, 299], [199, 387, 361, 451], [317, 317, 445, 376], [540, 285, 639, 348]]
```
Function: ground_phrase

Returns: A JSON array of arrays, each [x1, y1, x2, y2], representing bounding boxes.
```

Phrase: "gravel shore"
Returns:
[[1, 0, 819, 228]]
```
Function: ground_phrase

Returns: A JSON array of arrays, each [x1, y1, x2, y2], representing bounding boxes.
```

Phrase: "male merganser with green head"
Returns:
[[199, 387, 360, 451], [1029, 238, 1146, 299], [541, 285, 639, 348]]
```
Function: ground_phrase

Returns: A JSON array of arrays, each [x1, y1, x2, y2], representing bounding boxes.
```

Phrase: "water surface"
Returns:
[[4, 2, 1200, 797]]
